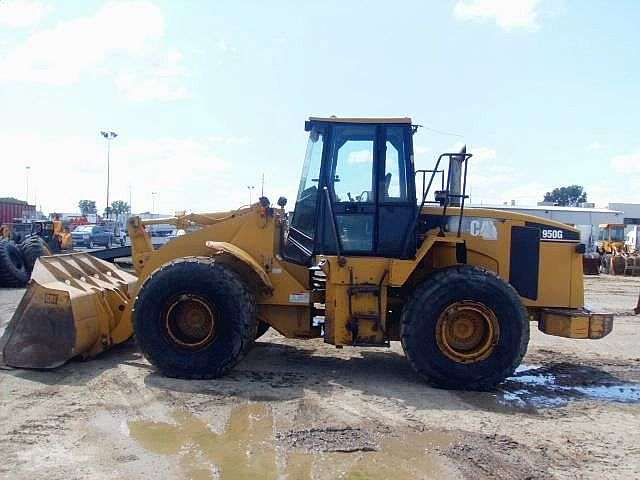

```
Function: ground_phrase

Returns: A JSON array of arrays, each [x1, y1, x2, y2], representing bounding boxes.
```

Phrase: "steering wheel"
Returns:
[[355, 191, 370, 202], [346, 191, 371, 202]]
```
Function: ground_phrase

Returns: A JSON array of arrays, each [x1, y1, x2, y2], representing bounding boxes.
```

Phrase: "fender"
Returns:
[[389, 235, 464, 286], [205, 241, 273, 294]]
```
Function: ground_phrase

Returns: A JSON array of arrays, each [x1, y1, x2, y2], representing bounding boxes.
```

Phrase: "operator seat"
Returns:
[[383, 173, 392, 199]]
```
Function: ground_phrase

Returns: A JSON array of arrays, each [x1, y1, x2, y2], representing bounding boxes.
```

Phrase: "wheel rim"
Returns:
[[165, 294, 217, 349], [435, 300, 499, 364]]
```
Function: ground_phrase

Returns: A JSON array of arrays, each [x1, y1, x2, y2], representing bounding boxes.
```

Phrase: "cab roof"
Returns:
[[308, 116, 412, 124]]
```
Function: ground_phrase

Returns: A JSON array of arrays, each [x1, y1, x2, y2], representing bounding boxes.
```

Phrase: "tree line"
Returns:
[[542, 185, 588, 207], [78, 199, 130, 218]]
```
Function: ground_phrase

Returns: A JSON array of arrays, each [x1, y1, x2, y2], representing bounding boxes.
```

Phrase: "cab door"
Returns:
[[323, 124, 378, 255], [376, 125, 416, 258]]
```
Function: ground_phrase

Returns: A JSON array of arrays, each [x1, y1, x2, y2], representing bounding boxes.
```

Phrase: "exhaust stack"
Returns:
[[447, 145, 466, 207]]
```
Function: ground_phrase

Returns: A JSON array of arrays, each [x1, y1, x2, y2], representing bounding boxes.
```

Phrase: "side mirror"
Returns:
[[277, 197, 287, 208]]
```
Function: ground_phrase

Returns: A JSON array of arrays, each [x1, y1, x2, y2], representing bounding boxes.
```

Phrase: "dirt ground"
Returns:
[[1, 275, 639, 480]]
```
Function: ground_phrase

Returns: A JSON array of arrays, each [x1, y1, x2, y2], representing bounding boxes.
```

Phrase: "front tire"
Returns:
[[133, 257, 257, 379], [401, 265, 529, 390]]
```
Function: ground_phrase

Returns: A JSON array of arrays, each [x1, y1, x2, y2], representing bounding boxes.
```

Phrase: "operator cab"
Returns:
[[284, 117, 417, 265]]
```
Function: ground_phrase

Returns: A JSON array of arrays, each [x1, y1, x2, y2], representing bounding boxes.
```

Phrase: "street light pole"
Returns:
[[247, 185, 255, 205], [100, 131, 118, 219], [152, 191, 157, 215]]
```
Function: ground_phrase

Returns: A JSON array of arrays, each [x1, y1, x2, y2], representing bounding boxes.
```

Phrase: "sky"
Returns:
[[0, 0, 639, 215]]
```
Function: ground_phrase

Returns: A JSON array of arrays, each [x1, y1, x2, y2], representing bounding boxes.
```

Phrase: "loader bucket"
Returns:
[[0, 253, 137, 369]]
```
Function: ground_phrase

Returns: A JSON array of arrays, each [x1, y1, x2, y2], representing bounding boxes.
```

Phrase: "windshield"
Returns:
[[290, 128, 324, 236], [610, 226, 625, 242], [599, 226, 625, 242], [74, 225, 93, 232]]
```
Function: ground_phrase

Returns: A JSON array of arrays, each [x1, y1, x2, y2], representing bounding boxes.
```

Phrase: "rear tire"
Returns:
[[19, 236, 52, 273], [0, 239, 30, 287], [401, 265, 529, 390], [134, 257, 257, 379]]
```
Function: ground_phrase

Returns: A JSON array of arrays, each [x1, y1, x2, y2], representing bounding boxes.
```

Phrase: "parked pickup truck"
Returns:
[[71, 225, 114, 248]]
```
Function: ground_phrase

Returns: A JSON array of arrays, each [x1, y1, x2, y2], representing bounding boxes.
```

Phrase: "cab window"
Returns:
[[383, 126, 408, 202], [329, 125, 376, 203]]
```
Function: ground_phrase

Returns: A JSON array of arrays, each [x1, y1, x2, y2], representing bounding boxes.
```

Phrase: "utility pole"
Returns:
[[152, 191, 157, 215], [100, 131, 118, 218], [25, 166, 30, 204]]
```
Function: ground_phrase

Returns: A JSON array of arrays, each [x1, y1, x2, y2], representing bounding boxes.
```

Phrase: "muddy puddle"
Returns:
[[126, 403, 459, 479], [459, 363, 640, 413]]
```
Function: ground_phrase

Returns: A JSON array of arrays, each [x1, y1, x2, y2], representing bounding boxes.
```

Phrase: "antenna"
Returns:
[[261, 173, 264, 197]]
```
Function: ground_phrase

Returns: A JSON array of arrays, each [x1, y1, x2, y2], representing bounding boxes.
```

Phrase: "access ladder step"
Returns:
[[351, 313, 380, 322], [348, 285, 379, 296]]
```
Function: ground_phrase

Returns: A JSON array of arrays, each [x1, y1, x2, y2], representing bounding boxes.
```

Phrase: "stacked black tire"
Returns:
[[0, 236, 51, 288], [19, 236, 52, 272]]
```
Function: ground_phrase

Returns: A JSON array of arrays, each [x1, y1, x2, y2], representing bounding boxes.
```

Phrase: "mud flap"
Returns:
[[0, 253, 137, 369]]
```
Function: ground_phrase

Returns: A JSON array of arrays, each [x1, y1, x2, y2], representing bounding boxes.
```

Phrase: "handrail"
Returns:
[[402, 152, 472, 256], [401, 153, 447, 256], [323, 186, 346, 265], [415, 168, 444, 196]]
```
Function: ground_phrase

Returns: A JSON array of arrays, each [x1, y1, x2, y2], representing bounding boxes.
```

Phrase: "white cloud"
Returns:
[[216, 39, 238, 55], [115, 48, 189, 101], [0, 1, 187, 101], [587, 142, 603, 151], [347, 149, 373, 164], [206, 135, 250, 146], [453, 0, 541, 31], [452, 145, 548, 205], [0, 1, 164, 85], [0, 132, 246, 214], [443, 143, 495, 163], [470, 146, 497, 163], [0, 0, 50, 28], [610, 150, 640, 174], [414, 145, 431, 155], [419, 143, 628, 208]]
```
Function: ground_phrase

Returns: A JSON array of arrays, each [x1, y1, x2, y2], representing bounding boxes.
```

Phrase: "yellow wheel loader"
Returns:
[[596, 223, 627, 255], [0, 117, 613, 389]]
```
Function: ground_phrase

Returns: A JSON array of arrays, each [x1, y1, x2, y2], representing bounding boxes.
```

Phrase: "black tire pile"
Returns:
[[0, 236, 51, 288]]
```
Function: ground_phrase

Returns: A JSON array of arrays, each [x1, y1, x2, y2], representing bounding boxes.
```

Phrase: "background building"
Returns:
[[0, 198, 36, 224], [472, 203, 623, 251]]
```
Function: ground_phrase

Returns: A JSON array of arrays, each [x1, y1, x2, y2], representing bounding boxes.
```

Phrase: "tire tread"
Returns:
[[0, 239, 29, 287], [401, 265, 529, 390], [134, 256, 256, 379]]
